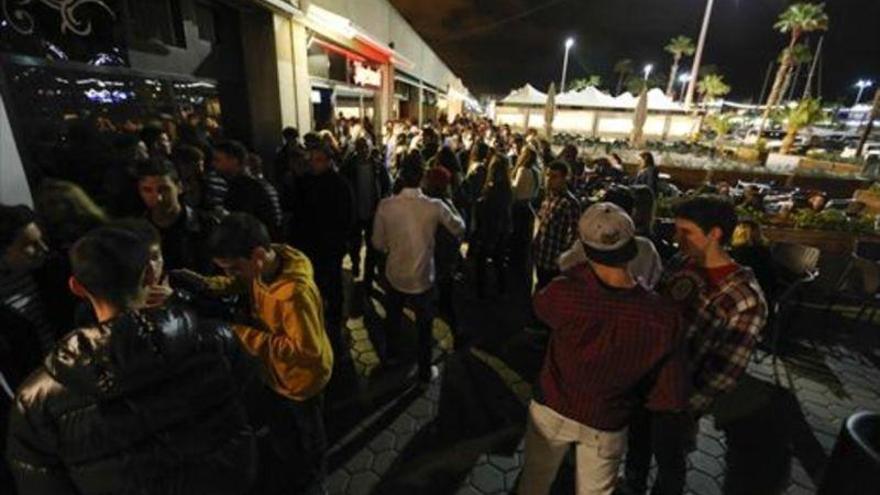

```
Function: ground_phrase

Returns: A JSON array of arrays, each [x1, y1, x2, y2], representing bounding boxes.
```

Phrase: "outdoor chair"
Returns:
[[835, 255, 880, 331], [817, 411, 880, 495], [855, 239, 880, 263], [762, 242, 820, 363]]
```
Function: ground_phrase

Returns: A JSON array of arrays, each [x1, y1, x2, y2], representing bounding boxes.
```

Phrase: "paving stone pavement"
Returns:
[[327, 257, 880, 495], [327, 320, 879, 495]]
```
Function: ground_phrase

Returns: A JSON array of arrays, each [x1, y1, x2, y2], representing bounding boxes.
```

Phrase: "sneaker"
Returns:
[[418, 364, 440, 385]]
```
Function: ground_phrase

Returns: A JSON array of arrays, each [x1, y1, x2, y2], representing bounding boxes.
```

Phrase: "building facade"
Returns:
[[0, 0, 471, 206]]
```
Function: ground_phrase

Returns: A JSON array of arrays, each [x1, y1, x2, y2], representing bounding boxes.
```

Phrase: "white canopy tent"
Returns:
[[495, 84, 695, 140], [556, 86, 618, 107], [500, 84, 548, 105], [502, 85, 682, 111]]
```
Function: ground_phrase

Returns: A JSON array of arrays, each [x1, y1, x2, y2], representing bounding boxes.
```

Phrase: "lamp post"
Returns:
[[643, 64, 654, 83], [678, 73, 692, 101], [684, 0, 715, 109], [560, 37, 575, 92], [854, 80, 874, 106]]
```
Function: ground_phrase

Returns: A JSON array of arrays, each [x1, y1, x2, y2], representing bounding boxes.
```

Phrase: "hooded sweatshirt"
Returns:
[[206, 245, 333, 401]]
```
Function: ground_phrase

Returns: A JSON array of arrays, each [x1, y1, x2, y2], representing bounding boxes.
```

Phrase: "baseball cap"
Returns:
[[578, 202, 638, 265]]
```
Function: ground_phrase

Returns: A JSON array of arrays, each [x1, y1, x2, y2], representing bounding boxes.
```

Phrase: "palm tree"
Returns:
[[778, 43, 812, 103], [613, 59, 634, 95], [698, 73, 731, 103], [567, 75, 603, 92], [624, 73, 664, 95], [705, 114, 733, 150], [780, 98, 824, 154], [664, 35, 696, 97], [759, 2, 829, 132]]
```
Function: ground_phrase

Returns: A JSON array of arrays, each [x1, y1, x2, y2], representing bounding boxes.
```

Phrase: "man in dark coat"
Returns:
[[213, 140, 284, 241], [340, 136, 390, 290], [6, 225, 258, 495], [288, 137, 355, 369]]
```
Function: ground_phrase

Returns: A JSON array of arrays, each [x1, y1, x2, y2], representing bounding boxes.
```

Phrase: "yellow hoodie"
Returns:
[[205, 245, 333, 401]]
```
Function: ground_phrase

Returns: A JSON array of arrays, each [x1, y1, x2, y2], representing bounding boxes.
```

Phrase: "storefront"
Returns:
[[394, 71, 421, 123], [0, 0, 290, 205], [306, 34, 383, 129]]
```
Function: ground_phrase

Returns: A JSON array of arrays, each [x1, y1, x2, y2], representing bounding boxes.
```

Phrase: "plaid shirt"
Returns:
[[659, 255, 768, 413], [533, 191, 581, 271], [534, 263, 690, 430]]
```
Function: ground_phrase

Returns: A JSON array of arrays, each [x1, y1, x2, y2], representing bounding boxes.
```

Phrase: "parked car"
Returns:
[[841, 142, 880, 160]]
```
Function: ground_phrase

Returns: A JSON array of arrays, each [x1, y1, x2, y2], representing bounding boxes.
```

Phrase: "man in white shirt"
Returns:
[[372, 154, 465, 383]]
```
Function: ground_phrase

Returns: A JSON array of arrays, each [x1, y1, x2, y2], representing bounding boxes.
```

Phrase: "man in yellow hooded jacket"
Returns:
[[180, 212, 333, 494]]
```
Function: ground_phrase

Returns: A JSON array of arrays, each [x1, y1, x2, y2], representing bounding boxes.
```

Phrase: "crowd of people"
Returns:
[[0, 111, 772, 495]]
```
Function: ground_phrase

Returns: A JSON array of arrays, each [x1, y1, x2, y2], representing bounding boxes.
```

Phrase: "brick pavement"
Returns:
[[326, 262, 879, 495]]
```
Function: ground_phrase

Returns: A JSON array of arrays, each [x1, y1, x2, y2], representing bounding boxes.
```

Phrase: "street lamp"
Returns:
[[854, 79, 874, 106], [560, 37, 575, 92], [678, 72, 692, 101], [643, 64, 654, 83], [684, 0, 716, 109]]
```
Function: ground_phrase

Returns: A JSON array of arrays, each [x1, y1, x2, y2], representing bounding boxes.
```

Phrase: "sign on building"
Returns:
[[352, 61, 381, 88]]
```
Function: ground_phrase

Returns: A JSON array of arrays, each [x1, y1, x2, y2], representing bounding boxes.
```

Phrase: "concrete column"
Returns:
[[240, 9, 282, 161], [418, 83, 424, 126], [273, 14, 297, 129], [375, 63, 394, 130], [290, 20, 313, 134], [662, 114, 672, 141], [591, 111, 601, 138]]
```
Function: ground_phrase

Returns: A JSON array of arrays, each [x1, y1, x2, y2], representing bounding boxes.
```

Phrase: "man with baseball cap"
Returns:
[[519, 203, 690, 495]]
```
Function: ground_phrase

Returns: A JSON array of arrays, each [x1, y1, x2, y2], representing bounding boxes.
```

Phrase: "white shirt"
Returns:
[[557, 236, 663, 290], [372, 188, 466, 294]]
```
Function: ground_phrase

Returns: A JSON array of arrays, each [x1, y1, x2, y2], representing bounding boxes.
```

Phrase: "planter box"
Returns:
[[657, 165, 870, 198], [762, 227, 880, 256], [765, 153, 801, 173], [797, 158, 862, 176], [734, 147, 763, 164], [854, 189, 880, 214]]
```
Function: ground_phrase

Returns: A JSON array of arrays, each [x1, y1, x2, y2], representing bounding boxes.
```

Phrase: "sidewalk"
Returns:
[[326, 261, 880, 495]]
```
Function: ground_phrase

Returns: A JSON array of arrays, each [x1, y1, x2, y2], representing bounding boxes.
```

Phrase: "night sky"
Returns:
[[389, 0, 880, 104]]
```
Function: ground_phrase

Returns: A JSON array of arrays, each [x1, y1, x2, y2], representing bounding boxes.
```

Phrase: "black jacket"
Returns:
[[225, 174, 284, 241], [287, 169, 355, 261], [151, 206, 223, 273], [339, 152, 391, 219], [6, 307, 258, 495]]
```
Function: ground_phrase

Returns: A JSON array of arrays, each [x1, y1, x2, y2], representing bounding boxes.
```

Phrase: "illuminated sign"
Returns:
[[352, 62, 381, 88]]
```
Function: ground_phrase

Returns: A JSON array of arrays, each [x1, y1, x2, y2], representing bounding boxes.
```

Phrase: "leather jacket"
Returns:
[[5, 306, 258, 494]]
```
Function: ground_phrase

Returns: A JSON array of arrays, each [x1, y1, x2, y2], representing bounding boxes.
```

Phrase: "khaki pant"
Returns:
[[519, 401, 626, 495]]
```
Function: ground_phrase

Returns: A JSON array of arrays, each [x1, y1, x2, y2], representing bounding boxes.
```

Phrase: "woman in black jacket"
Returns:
[[470, 154, 514, 298]]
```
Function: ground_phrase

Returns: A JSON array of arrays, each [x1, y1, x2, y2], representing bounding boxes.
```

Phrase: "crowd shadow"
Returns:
[[371, 348, 528, 495], [716, 374, 827, 494]]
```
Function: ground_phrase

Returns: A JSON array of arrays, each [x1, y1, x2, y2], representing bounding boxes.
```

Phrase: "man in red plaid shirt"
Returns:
[[519, 203, 689, 495], [623, 195, 768, 495], [532, 161, 581, 292]]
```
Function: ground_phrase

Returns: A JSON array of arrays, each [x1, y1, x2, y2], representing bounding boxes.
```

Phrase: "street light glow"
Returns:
[[643, 64, 653, 82], [678, 73, 692, 83], [854, 79, 874, 106], [565, 37, 575, 49]]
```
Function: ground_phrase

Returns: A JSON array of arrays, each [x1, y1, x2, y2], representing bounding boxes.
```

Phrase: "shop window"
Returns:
[[195, 2, 219, 43], [0, 59, 221, 207], [126, 0, 186, 49], [307, 38, 349, 82]]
